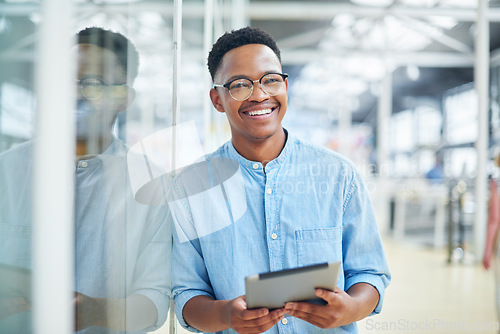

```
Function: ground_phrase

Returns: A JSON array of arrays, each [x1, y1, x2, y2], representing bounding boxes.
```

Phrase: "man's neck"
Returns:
[[76, 134, 113, 159], [232, 128, 287, 167]]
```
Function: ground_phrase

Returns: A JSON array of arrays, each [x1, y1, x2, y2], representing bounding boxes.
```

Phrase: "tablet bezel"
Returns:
[[245, 261, 340, 310]]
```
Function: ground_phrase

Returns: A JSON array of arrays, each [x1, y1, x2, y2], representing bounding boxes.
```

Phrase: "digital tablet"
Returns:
[[245, 261, 340, 310], [0, 263, 31, 300]]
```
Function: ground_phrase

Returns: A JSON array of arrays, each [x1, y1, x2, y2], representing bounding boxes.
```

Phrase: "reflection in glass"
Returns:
[[0, 25, 172, 333], [0, 14, 37, 333], [73, 27, 171, 333]]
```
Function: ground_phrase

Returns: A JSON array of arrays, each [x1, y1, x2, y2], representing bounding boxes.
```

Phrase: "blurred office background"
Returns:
[[1, 0, 499, 333]]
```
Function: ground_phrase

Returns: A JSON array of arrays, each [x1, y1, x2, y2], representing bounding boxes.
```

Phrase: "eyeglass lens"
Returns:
[[79, 78, 104, 100], [228, 73, 286, 101]]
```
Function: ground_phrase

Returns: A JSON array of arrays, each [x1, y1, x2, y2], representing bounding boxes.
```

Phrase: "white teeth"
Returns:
[[247, 109, 272, 116]]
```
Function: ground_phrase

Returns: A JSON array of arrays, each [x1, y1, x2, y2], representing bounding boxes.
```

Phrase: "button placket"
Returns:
[[264, 165, 282, 272]]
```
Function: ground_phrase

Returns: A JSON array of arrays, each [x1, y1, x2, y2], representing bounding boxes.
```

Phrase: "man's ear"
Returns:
[[209, 88, 225, 113], [115, 87, 135, 112], [125, 87, 136, 108]]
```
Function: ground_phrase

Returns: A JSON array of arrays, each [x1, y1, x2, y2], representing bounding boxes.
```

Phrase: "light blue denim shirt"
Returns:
[[171, 132, 391, 334]]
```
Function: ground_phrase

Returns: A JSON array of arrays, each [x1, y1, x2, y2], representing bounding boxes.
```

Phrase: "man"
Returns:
[[172, 27, 390, 333], [0, 27, 171, 333]]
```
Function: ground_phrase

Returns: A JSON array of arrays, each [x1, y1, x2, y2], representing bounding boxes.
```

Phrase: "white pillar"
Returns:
[[33, 0, 74, 333], [171, 0, 182, 332], [376, 65, 393, 234], [203, 0, 214, 152], [231, 0, 249, 29], [474, 0, 489, 261], [172, 0, 182, 168]]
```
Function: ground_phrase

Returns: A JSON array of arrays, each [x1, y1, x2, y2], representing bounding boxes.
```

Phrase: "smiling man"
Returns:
[[210, 42, 288, 162], [172, 27, 390, 334]]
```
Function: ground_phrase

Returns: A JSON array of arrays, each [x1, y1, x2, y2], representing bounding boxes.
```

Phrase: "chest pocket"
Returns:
[[295, 227, 342, 267], [0, 224, 32, 269]]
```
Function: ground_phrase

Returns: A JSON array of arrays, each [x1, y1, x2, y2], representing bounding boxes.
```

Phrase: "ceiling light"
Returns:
[[406, 65, 420, 81], [399, 0, 439, 7], [426, 16, 458, 30], [439, 0, 477, 8], [350, 0, 394, 7], [332, 13, 356, 28]]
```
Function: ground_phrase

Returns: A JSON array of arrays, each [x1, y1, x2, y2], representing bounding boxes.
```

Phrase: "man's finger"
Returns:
[[284, 301, 318, 315], [236, 310, 284, 333], [315, 288, 338, 304], [239, 307, 270, 320]]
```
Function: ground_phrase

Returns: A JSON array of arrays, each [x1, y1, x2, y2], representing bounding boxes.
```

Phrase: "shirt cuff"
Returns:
[[344, 273, 389, 315], [174, 290, 214, 333], [134, 288, 171, 331]]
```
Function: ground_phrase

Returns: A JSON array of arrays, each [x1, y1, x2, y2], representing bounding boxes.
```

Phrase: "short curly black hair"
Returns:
[[77, 27, 139, 83], [207, 27, 281, 81]]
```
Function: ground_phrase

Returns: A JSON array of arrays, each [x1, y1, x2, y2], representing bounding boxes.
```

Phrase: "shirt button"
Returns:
[[81, 161, 88, 168], [271, 233, 277, 240], [266, 188, 272, 195], [252, 163, 259, 169], [281, 318, 288, 325]]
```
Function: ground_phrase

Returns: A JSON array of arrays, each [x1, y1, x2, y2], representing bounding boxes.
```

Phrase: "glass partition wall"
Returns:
[[0, 0, 178, 333], [0, 3, 39, 333], [0, 0, 232, 332]]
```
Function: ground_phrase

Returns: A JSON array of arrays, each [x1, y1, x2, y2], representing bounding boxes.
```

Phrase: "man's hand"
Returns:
[[0, 295, 30, 320], [74, 292, 156, 331], [74, 292, 107, 331], [223, 296, 284, 334], [283, 283, 379, 329], [183, 294, 284, 334]]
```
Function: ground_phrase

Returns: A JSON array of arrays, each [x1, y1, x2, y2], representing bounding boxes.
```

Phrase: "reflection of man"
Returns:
[[0, 27, 171, 333], [172, 27, 390, 333]]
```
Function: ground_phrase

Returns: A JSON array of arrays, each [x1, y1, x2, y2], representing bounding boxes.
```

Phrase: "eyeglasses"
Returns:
[[213, 73, 288, 101], [77, 77, 128, 100]]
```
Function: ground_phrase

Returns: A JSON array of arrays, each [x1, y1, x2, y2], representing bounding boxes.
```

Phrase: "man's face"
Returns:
[[210, 44, 288, 145], [74, 44, 129, 139]]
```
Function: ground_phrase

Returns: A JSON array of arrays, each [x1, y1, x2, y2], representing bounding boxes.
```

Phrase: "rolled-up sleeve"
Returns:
[[172, 225, 215, 332], [341, 172, 391, 315], [129, 206, 173, 332]]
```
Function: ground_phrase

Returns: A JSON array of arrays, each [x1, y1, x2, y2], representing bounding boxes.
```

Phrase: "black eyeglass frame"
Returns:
[[213, 72, 288, 101]]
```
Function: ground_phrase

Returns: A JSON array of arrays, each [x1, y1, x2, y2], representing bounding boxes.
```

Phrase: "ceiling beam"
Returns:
[[280, 50, 474, 67], [276, 27, 328, 49], [177, 48, 474, 67], [0, 47, 477, 68], [3, 2, 500, 22], [246, 3, 482, 21], [395, 14, 473, 55]]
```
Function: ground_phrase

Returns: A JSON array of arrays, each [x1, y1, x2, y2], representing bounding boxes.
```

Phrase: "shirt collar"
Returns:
[[76, 136, 125, 168], [225, 128, 293, 171]]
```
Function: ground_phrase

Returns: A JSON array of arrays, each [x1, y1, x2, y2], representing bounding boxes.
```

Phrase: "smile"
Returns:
[[245, 108, 274, 116]]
